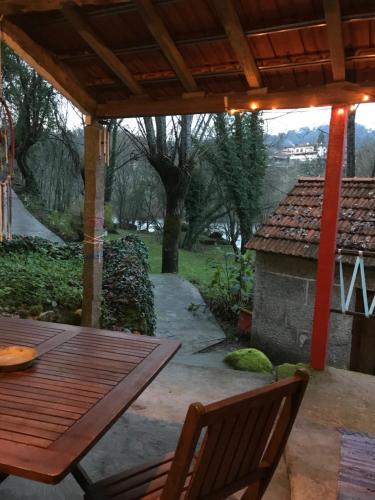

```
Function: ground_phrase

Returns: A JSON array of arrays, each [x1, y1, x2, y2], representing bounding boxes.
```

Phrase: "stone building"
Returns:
[[246, 177, 375, 373]]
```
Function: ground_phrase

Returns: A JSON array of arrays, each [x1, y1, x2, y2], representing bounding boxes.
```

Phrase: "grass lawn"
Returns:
[[107, 230, 226, 289]]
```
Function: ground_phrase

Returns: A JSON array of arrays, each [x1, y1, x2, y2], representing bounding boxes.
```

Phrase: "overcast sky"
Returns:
[[263, 103, 375, 136]]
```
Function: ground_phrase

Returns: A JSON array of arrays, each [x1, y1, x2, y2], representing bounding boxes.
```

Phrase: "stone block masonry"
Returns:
[[250, 252, 375, 368]]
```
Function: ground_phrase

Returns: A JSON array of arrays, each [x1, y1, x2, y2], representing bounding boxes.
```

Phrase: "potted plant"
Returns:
[[203, 248, 254, 335], [230, 251, 254, 335]]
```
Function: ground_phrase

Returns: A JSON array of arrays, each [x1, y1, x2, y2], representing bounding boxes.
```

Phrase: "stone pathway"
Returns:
[[11, 190, 63, 243], [151, 273, 233, 368]]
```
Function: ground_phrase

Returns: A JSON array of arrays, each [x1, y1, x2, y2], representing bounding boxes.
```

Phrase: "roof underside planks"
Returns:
[[1, 0, 375, 117]]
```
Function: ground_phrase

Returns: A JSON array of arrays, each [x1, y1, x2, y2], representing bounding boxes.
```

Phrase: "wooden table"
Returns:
[[0, 318, 180, 491]]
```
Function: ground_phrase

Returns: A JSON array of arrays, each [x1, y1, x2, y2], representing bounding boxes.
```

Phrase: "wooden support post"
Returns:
[[82, 117, 105, 328], [310, 105, 348, 370]]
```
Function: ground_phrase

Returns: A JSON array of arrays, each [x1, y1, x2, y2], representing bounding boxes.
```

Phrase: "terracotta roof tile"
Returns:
[[246, 177, 375, 261]]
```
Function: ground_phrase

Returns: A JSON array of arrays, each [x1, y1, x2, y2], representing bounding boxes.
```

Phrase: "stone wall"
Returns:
[[251, 252, 375, 368]]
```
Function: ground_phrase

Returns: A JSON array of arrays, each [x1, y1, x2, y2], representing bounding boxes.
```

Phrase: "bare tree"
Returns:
[[125, 115, 211, 273]]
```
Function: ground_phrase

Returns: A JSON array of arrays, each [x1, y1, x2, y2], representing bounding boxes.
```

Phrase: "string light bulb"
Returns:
[[337, 108, 345, 115], [362, 94, 370, 102], [350, 104, 357, 111], [229, 109, 237, 115], [250, 102, 258, 110]]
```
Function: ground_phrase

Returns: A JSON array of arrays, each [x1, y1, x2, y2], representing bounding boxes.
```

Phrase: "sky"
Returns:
[[262, 103, 375, 136], [67, 102, 375, 136]]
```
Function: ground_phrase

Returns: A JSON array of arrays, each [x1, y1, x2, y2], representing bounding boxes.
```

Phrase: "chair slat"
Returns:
[[225, 406, 261, 485], [213, 406, 253, 491], [186, 421, 223, 498], [200, 415, 238, 496]]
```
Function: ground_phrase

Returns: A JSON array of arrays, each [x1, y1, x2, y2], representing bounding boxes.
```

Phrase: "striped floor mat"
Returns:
[[338, 430, 375, 499]]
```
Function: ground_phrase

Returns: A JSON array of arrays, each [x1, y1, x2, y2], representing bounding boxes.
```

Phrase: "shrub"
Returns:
[[0, 235, 155, 335], [0, 252, 83, 321], [102, 236, 155, 335], [224, 348, 273, 373], [45, 209, 83, 241], [204, 248, 254, 322], [104, 203, 118, 234]]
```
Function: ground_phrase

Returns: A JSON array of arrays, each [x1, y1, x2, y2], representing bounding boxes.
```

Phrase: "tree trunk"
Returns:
[[16, 152, 40, 195], [162, 191, 184, 273], [346, 108, 356, 177], [240, 224, 252, 253]]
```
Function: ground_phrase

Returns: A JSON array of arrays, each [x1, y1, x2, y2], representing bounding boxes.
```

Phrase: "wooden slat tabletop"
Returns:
[[0, 318, 180, 484]]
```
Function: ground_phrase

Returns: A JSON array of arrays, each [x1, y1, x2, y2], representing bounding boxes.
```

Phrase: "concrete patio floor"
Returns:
[[2, 362, 374, 500], [1, 275, 374, 499]]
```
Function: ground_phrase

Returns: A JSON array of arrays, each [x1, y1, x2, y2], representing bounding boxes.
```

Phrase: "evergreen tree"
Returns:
[[209, 112, 267, 252]]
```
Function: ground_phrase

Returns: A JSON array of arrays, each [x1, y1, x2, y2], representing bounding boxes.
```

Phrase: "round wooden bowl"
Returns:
[[0, 346, 38, 372]]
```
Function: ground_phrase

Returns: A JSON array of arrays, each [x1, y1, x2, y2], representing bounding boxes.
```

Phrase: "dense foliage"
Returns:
[[0, 236, 155, 335], [102, 235, 155, 335], [0, 238, 82, 322], [207, 112, 267, 251]]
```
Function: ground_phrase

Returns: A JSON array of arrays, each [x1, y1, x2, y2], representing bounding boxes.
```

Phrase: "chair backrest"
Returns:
[[161, 369, 309, 500]]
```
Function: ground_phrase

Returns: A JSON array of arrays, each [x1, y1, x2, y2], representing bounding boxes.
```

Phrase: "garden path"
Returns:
[[11, 190, 64, 243], [150, 273, 234, 369]]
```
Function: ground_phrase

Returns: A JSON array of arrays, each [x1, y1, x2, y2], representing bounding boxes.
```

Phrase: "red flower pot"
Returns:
[[238, 308, 252, 334]]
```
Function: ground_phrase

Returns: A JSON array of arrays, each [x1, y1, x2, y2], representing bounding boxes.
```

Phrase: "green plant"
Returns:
[[205, 248, 254, 321], [104, 203, 117, 233], [45, 209, 83, 241], [102, 236, 155, 335], [0, 235, 155, 335]]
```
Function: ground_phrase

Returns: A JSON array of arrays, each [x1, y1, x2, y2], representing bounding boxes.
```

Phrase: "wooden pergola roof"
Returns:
[[1, 0, 375, 118]]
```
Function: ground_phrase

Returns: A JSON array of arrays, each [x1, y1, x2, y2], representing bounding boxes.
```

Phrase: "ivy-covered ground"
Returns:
[[0, 235, 155, 335]]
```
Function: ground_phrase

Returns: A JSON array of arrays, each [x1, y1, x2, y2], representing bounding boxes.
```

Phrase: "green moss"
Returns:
[[276, 363, 309, 380], [224, 348, 273, 373]]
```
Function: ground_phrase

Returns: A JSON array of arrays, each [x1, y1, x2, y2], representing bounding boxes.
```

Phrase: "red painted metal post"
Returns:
[[310, 105, 348, 370]]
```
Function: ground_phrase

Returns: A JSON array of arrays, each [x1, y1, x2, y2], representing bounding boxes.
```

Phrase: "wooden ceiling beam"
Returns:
[[62, 5, 144, 95], [96, 82, 374, 118], [2, 19, 97, 114], [0, 1, 131, 14], [213, 0, 262, 88], [132, 0, 198, 93], [323, 0, 346, 81]]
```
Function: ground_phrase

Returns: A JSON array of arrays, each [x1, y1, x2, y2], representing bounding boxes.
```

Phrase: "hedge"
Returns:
[[0, 235, 155, 335]]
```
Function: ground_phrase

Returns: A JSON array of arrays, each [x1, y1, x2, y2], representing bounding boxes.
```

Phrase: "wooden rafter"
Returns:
[[62, 5, 144, 95], [323, 0, 346, 81], [2, 19, 96, 114], [0, 0, 131, 14], [213, 0, 262, 88], [96, 82, 374, 118], [133, 0, 198, 93]]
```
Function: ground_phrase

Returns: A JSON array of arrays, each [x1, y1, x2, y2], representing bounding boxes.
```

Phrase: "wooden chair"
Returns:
[[84, 370, 309, 500]]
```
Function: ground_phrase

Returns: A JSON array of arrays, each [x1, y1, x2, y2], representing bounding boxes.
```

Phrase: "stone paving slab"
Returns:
[[151, 273, 227, 361]]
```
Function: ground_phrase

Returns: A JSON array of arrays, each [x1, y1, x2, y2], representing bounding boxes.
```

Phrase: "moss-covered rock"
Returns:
[[276, 362, 309, 380], [224, 348, 273, 373]]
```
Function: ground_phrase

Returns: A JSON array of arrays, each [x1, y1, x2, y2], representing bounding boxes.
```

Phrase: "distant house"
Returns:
[[246, 177, 375, 373], [282, 143, 327, 161]]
